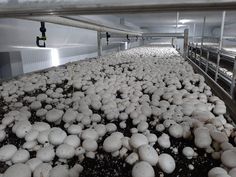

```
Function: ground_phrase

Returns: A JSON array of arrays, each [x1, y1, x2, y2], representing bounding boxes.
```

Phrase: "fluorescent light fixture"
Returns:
[[11, 46, 53, 50], [179, 19, 192, 24], [51, 48, 60, 66], [124, 42, 128, 50], [177, 24, 187, 28]]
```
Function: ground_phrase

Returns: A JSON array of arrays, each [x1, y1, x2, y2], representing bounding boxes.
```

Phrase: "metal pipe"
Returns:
[[23, 16, 142, 36], [97, 31, 102, 57], [2, 2, 236, 17], [215, 11, 226, 81], [101, 33, 184, 38], [230, 57, 236, 98], [142, 33, 184, 38]]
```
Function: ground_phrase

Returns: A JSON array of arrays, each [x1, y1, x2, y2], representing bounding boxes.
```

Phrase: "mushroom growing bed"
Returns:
[[0, 45, 236, 177]]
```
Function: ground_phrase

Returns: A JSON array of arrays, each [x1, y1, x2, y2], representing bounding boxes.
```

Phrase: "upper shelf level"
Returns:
[[1, 0, 236, 17]]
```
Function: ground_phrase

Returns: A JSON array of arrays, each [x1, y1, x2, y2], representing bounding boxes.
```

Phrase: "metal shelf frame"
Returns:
[[186, 54, 236, 123], [98, 30, 189, 57], [188, 43, 236, 97]]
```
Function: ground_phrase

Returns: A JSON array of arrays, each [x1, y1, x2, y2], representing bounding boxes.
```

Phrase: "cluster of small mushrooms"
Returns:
[[0, 45, 236, 177]]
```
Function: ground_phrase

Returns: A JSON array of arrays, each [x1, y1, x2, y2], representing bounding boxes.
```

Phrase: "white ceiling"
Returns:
[[117, 11, 236, 29], [1, 0, 235, 7]]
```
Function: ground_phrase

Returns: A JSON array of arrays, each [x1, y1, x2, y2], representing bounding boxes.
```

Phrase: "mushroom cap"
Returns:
[[132, 161, 155, 177], [4, 163, 31, 177], [138, 145, 158, 166], [0, 144, 17, 162], [130, 133, 148, 149], [158, 153, 176, 174]]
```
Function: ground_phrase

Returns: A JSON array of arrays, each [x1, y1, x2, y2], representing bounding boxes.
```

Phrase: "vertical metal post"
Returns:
[[200, 16, 206, 68], [230, 57, 236, 98], [191, 42, 193, 59], [97, 31, 102, 57], [175, 11, 179, 49], [205, 51, 210, 73], [215, 11, 226, 81], [195, 44, 197, 63], [188, 42, 190, 57], [171, 38, 174, 47], [183, 29, 189, 58], [193, 23, 196, 44]]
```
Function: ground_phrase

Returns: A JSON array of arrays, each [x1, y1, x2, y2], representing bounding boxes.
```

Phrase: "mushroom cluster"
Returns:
[[0, 45, 235, 177]]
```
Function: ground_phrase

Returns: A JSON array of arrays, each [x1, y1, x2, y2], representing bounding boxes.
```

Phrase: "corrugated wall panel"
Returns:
[[21, 49, 52, 73]]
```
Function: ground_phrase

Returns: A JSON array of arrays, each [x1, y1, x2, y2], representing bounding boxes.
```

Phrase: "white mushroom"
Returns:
[[0, 144, 17, 162], [157, 133, 171, 149], [49, 165, 69, 177], [130, 133, 148, 149], [56, 144, 75, 159], [36, 145, 55, 162], [169, 124, 183, 138], [138, 145, 159, 166], [3, 163, 31, 177], [103, 134, 122, 153], [158, 153, 176, 174], [48, 128, 67, 145], [182, 147, 195, 159], [33, 163, 52, 177], [46, 109, 64, 123], [26, 158, 42, 171], [11, 149, 30, 163], [221, 149, 236, 168], [64, 135, 81, 148], [132, 161, 155, 177], [208, 167, 228, 177], [82, 138, 98, 152]]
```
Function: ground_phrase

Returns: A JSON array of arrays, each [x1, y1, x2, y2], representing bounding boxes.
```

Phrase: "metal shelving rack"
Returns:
[[185, 11, 236, 122]]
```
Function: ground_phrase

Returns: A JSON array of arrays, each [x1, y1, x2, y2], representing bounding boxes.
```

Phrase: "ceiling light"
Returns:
[[51, 48, 60, 67], [179, 19, 192, 24]]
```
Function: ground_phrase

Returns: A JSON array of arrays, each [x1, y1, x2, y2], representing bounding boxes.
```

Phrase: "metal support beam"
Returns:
[[23, 16, 142, 36], [230, 57, 236, 98], [183, 29, 189, 58], [102, 32, 185, 39], [142, 33, 184, 38], [215, 11, 226, 81], [97, 31, 102, 57], [101, 33, 138, 38]]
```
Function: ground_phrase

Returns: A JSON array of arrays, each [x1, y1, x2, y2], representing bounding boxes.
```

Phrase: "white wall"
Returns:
[[0, 16, 142, 75]]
